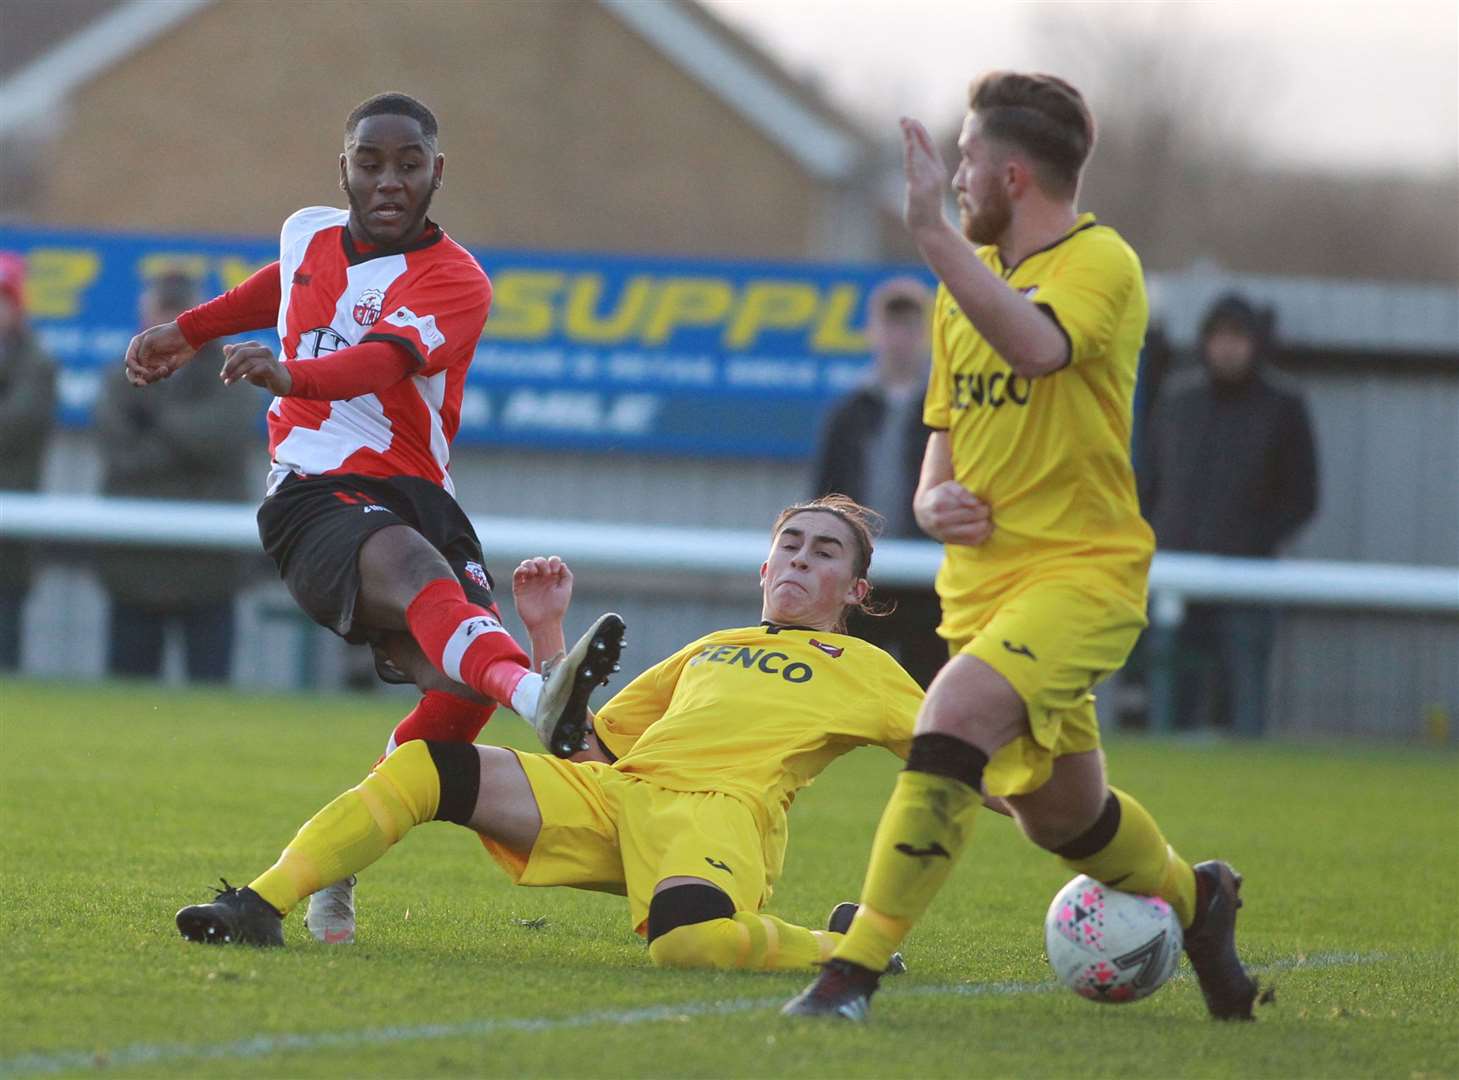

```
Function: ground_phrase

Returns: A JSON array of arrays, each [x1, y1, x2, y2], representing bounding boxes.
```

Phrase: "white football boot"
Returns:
[[530, 613, 625, 757], [305, 875, 357, 944]]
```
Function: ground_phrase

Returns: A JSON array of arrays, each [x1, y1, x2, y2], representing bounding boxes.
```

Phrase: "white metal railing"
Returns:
[[3, 493, 1456, 729], [2, 493, 1455, 613]]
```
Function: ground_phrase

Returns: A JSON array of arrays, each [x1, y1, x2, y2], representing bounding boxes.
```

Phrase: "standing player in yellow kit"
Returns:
[[784, 71, 1259, 1021]]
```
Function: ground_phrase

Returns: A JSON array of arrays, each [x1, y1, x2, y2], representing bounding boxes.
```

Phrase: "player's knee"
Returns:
[[904, 732, 989, 791], [423, 740, 481, 824], [373, 739, 480, 826], [646, 884, 736, 968], [1025, 789, 1114, 853]]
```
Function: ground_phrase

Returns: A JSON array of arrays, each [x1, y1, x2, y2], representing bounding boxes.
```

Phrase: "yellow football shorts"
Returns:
[[949, 575, 1146, 798], [478, 751, 768, 935]]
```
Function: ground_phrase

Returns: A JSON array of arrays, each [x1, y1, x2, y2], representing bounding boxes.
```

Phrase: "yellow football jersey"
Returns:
[[593, 624, 921, 886], [924, 213, 1155, 642]]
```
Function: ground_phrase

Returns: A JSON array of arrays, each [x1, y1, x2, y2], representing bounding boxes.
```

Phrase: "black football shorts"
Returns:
[[257, 472, 498, 643]]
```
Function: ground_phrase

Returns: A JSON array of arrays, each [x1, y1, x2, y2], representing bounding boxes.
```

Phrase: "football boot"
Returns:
[[176, 880, 284, 947], [1184, 860, 1259, 1020]]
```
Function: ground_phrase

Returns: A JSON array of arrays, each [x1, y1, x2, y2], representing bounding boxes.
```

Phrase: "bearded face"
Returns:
[[953, 113, 1015, 247], [958, 172, 1013, 246]]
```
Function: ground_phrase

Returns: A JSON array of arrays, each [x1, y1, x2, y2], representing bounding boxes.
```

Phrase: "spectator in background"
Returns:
[[811, 276, 943, 688], [94, 271, 263, 682], [0, 254, 57, 672], [1139, 292, 1319, 735], [1130, 320, 1173, 483]]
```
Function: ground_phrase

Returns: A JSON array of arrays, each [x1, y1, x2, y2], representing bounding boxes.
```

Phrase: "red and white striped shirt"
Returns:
[[266, 207, 490, 495], [180, 206, 491, 496]]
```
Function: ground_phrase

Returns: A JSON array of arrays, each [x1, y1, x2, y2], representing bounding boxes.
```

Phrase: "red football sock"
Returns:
[[405, 579, 531, 706], [389, 690, 496, 752]]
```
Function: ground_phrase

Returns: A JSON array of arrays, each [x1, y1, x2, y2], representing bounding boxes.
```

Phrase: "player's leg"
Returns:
[[257, 475, 621, 755], [644, 879, 908, 974], [956, 584, 1258, 1020], [306, 643, 497, 943], [645, 877, 830, 971], [613, 786, 844, 972], [1011, 743, 1258, 1018], [356, 526, 624, 756], [782, 654, 1011, 1017], [176, 743, 539, 945], [786, 580, 1196, 1020], [370, 630, 496, 751], [354, 523, 532, 698]]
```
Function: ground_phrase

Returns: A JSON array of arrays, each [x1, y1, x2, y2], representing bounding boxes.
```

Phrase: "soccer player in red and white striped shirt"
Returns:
[[124, 92, 624, 943]]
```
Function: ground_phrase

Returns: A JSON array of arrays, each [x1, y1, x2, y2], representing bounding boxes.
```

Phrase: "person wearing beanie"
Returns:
[[1138, 291, 1319, 735]]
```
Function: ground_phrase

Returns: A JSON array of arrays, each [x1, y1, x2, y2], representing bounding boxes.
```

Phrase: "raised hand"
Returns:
[[900, 116, 952, 235], [219, 342, 293, 395], [124, 322, 197, 386], [915, 480, 993, 547], [512, 556, 574, 633]]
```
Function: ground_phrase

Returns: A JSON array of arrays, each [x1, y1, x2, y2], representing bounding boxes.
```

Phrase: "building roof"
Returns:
[[0, 0, 876, 183], [1151, 265, 1459, 357], [599, 0, 866, 182], [0, 0, 211, 137]]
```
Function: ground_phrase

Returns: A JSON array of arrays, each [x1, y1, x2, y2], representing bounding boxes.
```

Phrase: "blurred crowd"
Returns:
[[1, 251, 1318, 734], [0, 258, 263, 683]]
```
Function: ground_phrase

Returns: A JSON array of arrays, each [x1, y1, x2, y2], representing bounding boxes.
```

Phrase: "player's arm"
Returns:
[[219, 260, 493, 398], [510, 555, 620, 764], [913, 431, 992, 546], [900, 118, 1069, 380], [218, 339, 416, 398], [125, 262, 282, 387]]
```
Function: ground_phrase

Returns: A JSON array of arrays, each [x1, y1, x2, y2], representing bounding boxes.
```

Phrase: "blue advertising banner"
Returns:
[[0, 224, 930, 458]]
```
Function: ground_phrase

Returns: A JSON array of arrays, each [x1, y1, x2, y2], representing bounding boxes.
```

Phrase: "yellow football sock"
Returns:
[[249, 740, 442, 915], [833, 770, 981, 972], [1059, 787, 1198, 928], [648, 912, 834, 970]]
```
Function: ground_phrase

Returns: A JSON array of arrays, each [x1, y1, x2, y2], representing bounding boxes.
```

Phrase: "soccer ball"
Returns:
[[1044, 874, 1183, 1004]]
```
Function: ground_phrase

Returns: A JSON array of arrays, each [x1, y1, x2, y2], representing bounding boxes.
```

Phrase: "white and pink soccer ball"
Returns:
[[1045, 875, 1183, 1004]]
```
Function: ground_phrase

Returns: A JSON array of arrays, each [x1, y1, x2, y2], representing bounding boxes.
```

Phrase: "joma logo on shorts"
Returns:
[[689, 645, 813, 684]]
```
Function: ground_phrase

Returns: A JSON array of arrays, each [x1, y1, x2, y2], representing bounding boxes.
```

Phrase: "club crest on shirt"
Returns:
[[463, 561, 490, 590], [353, 288, 385, 326], [809, 638, 844, 658]]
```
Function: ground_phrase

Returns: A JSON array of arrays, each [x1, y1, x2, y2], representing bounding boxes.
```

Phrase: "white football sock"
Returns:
[[510, 671, 544, 720]]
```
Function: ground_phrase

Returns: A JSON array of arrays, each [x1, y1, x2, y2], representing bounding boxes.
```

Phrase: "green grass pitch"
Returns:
[[1, 678, 1455, 1078]]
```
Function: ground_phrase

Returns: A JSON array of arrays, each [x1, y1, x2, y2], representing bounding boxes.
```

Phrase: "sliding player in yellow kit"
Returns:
[[784, 72, 1260, 1021], [175, 496, 924, 972]]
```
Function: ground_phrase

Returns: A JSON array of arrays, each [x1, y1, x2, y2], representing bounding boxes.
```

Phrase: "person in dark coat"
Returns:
[[811, 276, 943, 687], [94, 271, 264, 682], [1139, 292, 1319, 734], [0, 253, 57, 671]]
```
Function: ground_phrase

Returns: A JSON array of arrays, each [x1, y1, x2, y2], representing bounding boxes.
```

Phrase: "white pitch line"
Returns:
[[0, 951, 1382, 1078]]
